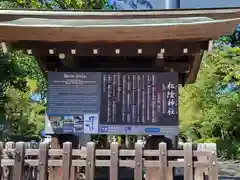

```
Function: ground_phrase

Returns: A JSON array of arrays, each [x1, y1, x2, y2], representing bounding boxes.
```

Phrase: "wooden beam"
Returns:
[[11, 41, 208, 57], [48, 136, 61, 180], [165, 61, 190, 73], [0, 18, 239, 43], [185, 52, 204, 84]]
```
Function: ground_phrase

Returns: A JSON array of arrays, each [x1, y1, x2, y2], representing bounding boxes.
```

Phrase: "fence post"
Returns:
[[85, 142, 95, 180], [159, 142, 167, 180], [110, 142, 119, 180], [195, 143, 205, 180], [62, 142, 72, 180], [38, 142, 49, 180], [49, 136, 61, 180], [134, 142, 143, 180], [0, 142, 3, 179], [208, 143, 218, 180], [184, 143, 193, 180], [195, 143, 218, 180], [4, 142, 15, 180], [13, 142, 25, 180]]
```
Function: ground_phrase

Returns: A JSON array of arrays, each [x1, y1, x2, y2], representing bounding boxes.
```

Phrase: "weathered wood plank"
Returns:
[[159, 142, 167, 180], [195, 143, 205, 180], [110, 142, 119, 180], [0, 158, 211, 167], [184, 143, 193, 180], [13, 142, 25, 180], [5, 148, 211, 157], [12, 41, 207, 57], [0, 18, 239, 43], [49, 136, 61, 180], [62, 142, 72, 180], [0, 141, 219, 180], [0, 8, 240, 21], [208, 143, 218, 180], [134, 142, 143, 180], [0, 142, 3, 179], [38, 142, 48, 180], [85, 142, 95, 180]]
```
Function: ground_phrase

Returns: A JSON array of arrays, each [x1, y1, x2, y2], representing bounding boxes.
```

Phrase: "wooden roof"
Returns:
[[0, 17, 239, 43], [0, 7, 240, 20], [0, 8, 239, 84], [0, 8, 240, 43]]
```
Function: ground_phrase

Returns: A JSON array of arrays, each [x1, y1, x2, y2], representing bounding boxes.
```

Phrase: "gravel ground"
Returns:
[[219, 160, 240, 177]]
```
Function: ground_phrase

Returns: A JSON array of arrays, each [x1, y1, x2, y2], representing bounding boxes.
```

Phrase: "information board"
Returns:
[[46, 72, 178, 135]]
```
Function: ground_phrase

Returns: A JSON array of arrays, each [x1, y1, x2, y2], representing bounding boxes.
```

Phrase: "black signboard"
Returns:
[[46, 72, 178, 135]]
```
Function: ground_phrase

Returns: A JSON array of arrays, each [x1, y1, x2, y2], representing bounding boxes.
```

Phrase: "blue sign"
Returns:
[[145, 128, 160, 133]]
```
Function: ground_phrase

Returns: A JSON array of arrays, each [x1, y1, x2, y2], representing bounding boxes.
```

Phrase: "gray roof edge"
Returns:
[[0, 7, 240, 16]]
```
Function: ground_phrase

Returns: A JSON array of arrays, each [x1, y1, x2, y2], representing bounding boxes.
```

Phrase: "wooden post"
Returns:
[[134, 142, 143, 180], [0, 142, 3, 179], [183, 143, 193, 180], [38, 142, 48, 180], [3, 142, 15, 180], [195, 143, 205, 180], [60, 134, 80, 180], [208, 143, 218, 180], [13, 142, 25, 180], [48, 136, 60, 180], [195, 143, 218, 180], [145, 136, 173, 180], [110, 142, 119, 180], [159, 143, 167, 180], [85, 142, 95, 180], [62, 142, 72, 180]]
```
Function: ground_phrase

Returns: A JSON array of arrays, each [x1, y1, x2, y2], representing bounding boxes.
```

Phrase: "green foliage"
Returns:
[[0, 0, 109, 141], [0, 47, 45, 140], [9, 51, 47, 96], [0, 0, 108, 9], [216, 27, 240, 48], [180, 47, 240, 159], [1, 0, 239, 153], [3, 88, 44, 140], [0, 0, 109, 142]]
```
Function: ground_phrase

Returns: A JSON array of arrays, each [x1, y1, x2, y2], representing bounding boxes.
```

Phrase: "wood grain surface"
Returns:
[[0, 7, 240, 21], [0, 18, 239, 43]]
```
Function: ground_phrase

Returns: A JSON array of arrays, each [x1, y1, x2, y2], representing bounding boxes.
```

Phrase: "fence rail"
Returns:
[[0, 141, 218, 180]]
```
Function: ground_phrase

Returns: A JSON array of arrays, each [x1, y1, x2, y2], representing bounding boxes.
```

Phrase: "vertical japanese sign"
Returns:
[[166, 82, 178, 116], [99, 72, 178, 134], [47, 72, 178, 135]]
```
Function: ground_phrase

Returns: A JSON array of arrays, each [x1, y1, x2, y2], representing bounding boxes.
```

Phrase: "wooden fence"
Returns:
[[0, 141, 218, 180]]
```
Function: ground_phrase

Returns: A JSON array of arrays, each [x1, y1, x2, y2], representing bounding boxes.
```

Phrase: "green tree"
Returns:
[[0, 48, 45, 140], [180, 47, 240, 158], [0, 0, 108, 9], [0, 0, 109, 141], [3, 87, 45, 140]]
